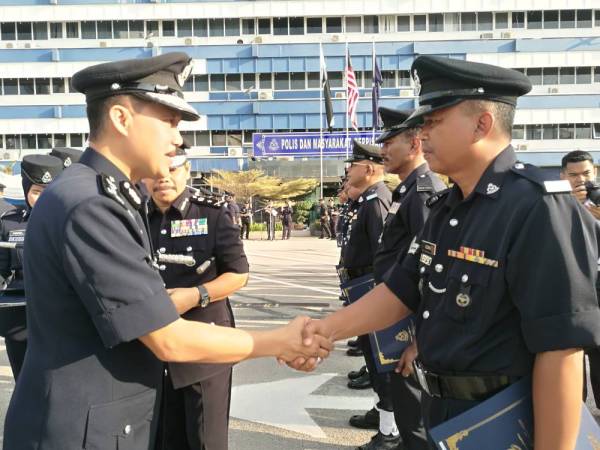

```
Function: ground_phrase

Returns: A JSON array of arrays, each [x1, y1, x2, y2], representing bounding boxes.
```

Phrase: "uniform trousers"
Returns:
[[282, 221, 292, 239], [156, 368, 232, 450], [320, 219, 332, 239], [0, 307, 27, 381], [421, 394, 479, 449], [240, 219, 250, 240], [390, 374, 428, 450], [358, 335, 394, 412]]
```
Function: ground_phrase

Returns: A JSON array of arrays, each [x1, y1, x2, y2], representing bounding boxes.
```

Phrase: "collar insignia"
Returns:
[[486, 183, 500, 195]]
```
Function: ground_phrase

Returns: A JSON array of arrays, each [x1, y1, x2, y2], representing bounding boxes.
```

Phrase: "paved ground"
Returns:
[[0, 236, 599, 449]]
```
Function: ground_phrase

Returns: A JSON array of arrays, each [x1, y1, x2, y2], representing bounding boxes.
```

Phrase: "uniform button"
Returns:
[[420, 267, 426, 274], [186, 246, 193, 252], [461, 274, 469, 283], [160, 229, 167, 235], [434, 264, 443, 273], [159, 247, 166, 253], [449, 218, 459, 227], [422, 310, 430, 319], [159, 265, 166, 271], [124, 424, 132, 435]]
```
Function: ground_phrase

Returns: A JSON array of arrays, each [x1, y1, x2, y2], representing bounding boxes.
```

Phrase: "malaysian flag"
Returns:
[[346, 51, 359, 131], [320, 45, 335, 132], [371, 49, 382, 129]]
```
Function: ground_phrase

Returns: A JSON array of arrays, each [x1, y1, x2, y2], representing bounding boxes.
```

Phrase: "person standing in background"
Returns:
[[281, 200, 294, 240], [240, 200, 252, 240]]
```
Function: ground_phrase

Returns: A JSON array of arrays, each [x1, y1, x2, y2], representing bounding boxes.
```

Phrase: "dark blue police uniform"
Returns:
[[281, 205, 293, 240]]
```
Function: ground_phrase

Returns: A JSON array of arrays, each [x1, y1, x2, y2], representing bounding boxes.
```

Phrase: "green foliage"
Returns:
[[292, 200, 313, 225], [250, 222, 282, 232]]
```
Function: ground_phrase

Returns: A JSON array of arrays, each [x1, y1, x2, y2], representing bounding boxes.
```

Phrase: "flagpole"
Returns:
[[372, 40, 375, 140], [345, 41, 350, 160], [319, 42, 324, 199]]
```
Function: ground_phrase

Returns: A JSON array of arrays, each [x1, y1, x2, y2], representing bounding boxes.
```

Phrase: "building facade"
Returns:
[[0, 0, 598, 179]]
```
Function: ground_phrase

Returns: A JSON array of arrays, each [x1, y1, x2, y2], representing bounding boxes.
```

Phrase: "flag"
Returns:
[[371, 48, 382, 129], [320, 45, 335, 132], [346, 51, 359, 131]]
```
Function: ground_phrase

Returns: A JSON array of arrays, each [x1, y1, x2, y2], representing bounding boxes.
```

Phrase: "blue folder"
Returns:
[[368, 315, 416, 373], [429, 376, 600, 449], [339, 273, 375, 304]]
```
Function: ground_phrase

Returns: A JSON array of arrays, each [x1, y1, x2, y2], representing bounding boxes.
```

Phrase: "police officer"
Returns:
[[49, 147, 84, 169], [339, 141, 397, 449], [240, 200, 252, 240], [144, 147, 248, 450], [0, 183, 14, 215], [4, 52, 331, 450], [299, 55, 600, 448], [373, 106, 446, 450], [318, 198, 332, 239], [265, 200, 276, 240], [0, 154, 64, 381], [281, 200, 293, 240], [328, 198, 339, 239]]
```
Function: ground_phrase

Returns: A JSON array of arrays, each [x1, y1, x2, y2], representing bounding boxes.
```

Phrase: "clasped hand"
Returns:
[[276, 318, 333, 372]]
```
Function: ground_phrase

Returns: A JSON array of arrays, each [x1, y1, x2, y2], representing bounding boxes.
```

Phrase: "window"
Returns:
[[180, 131, 195, 146], [559, 123, 575, 139], [527, 68, 542, 85], [224, 18, 239, 36], [242, 18, 255, 35], [414, 15, 426, 31], [66, 22, 79, 38], [544, 10, 559, 29], [594, 123, 600, 139], [595, 67, 600, 83], [444, 13, 460, 32], [22, 135, 36, 149], [194, 75, 209, 91], [326, 17, 342, 33], [196, 131, 210, 146], [274, 73, 290, 90], [212, 131, 226, 146], [209, 19, 224, 37], [20, 79, 34, 95], [328, 71, 343, 88], [289, 17, 304, 35], [182, 77, 193, 92], [526, 125, 542, 140], [146, 21, 159, 37], [258, 18, 271, 34], [399, 70, 411, 86], [81, 21, 97, 39], [70, 134, 83, 147], [307, 72, 320, 88], [35, 78, 50, 94], [177, 20, 193, 37], [52, 78, 65, 94], [290, 72, 305, 90], [363, 70, 373, 88], [97, 21, 112, 39], [210, 74, 225, 91], [542, 68, 559, 85], [129, 21, 144, 38], [259, 73, 272, 89], [429, 14, 443, 32], [242, 130, 253, 144], [397, 16, 410, 31], [527, 11, 542, 29], [33, 22, 48, 40], [226, 74, 241, 91], [3, 79, 18, 95], [306, 17, 322, 34], [478, 12, 493, 30], [512, 12, 525, 29], [162, 20, 175, 37], [273, 17, 288, 35], [227, 131, 242, 146], [560, 67, 575, 84], [596, 10, 600, 27], [242, 73, 255, 90], [495, 12, 509, 29], [49, 22, 63, 39], [577, 10, 592, 28], [560, 10, 575, 28], [364, 15, 378, 33], [461, 13, 477, 31], [542, 124, 558, 139], [193, 19, 208, 37], [113, 21, 128, 39], [512, 124, 524, 140], [38, 134, 52, 149], [576, 123, 592, 139], [382, 70, 395, 88], [53, 134, 67, 147], [5, 135, 20, 150], [576, 67, 592, 84], [345, 17, 362, 33], [1, 23, 16, 40], [17, 22, 32, 40]]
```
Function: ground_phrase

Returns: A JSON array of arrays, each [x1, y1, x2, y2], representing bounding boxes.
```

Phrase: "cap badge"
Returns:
[[486, 183, 500, 195], [412, 69, 421, 96], [399, 185, 407, 194], [41, 171, 52, 183], [64, 157, 72, 168], [110, 83, 121, 91], [177, 61, 194, 87]]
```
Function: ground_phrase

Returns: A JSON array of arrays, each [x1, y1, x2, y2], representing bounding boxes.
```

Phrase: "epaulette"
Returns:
[[510, 162, 572, 194], [119, 181, 143, 211], [0, 207, 24, 221], [425, 188, 451, 208], [416, 173, 435, 193], [190, 195, 226, 209], [365, 193, 378, 201], [98, 174, 126, 209]]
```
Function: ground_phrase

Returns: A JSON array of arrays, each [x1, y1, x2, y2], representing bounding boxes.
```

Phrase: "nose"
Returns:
[[173, 128, 183, 147]]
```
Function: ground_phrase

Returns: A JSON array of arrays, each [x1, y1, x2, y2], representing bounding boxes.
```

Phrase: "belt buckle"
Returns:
[[413, 361, 441, 398]]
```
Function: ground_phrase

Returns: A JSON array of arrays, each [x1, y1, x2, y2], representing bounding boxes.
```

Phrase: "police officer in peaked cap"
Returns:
[[296, 55, 600, 448], [49, 147, 84, 168], [0, 154, 64, 382], [4, 52, 331, 450]]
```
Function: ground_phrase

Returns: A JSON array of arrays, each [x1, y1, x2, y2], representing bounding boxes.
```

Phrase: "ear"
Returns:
[[473, 111, 494, 142], [559, 170, 566, 180], [108, 104, 133, 138], [408, 135, 420, 155]]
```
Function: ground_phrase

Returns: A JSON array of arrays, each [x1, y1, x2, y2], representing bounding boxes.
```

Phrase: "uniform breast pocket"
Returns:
[[84, 389, 156, 450], [442, 263, 492, 324]]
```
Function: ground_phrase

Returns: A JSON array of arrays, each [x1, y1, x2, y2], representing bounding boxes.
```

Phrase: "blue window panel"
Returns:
[[256, 59, 273, 73], [516, 37, 600, 52], [239, 58, 256, 73], [58, 48, 151, 62], [306, 114, 321, 129], [210, 146, 227, 155], [327, 56, 345, 72], [289, 115, 306, 129], [397, 55, 414, 70], [208, 93, 229, 101], [224, 115, 241, 129], [240, 115, 256, 129], [208, 116, 223, 130], [289, 58, 306, 72], [272, 59, 289, 72], [518, 94, 600, 109], [274, 90, 320, 100], [207, 60, 224, 73], [414, 40, 515, 54], [381, 55, 399, 70], [0, 106, 53, 119], [273, 115, 290, 129], [256, 115, 273, 130], [306, 57, 320, 72], [62, 105, 87, 118], [377, 42, 415, 55], [223, 59, 240, 72], [170, 45, 252, 59], [0, 50, 51, 63], [189, 157, 244, 172]]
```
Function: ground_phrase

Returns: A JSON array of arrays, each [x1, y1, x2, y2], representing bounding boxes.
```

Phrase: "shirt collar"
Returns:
[[148, 187, 193, 218], [394, 163, 430, 200], [79, 147, 130, 183]]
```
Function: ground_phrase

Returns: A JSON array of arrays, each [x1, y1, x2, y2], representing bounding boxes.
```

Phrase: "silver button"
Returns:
[[449, 218, 459, 227], [159, 265, 166, 271], [160, 229, 167, 235], [159, 247, 166, 253], [514, 162, 525, 170], [422, 310, 430, 319], [420, 267, 426, 274], [186, 246, 193, 252], [139, 229, 144, 234], [124, 424, 132, 435], [461, 274, 469, 283], [434, 264, 443, 273]]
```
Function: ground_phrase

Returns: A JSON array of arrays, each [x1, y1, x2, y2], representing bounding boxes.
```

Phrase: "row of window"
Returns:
[[0, 133, 87, 150], [2, 66, 600, 96], [0, 9, 598, 41], [512, 123, 600, 140]]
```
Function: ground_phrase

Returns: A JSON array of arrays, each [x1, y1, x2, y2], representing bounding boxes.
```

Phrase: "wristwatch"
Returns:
[[196, 285, 211, 308]]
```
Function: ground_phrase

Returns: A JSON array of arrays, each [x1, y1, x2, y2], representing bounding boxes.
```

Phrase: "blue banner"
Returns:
[[252, 131, 382, 157]]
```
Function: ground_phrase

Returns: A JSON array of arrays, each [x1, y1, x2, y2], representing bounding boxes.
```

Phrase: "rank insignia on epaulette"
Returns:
[[119, 181, 143, 210], [366, 193, 378, 201], [447, 246, 499, 268], [171, 218, 208, 237], [99, 174, 126, 208]]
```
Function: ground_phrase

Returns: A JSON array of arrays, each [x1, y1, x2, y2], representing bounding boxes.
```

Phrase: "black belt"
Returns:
[[337, 266, 373, 283], [413, 361, 520, 401]]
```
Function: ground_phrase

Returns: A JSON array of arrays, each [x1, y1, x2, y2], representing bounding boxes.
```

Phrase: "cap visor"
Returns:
[[169, 154, 187, 169], [405, 98, 465, 127], [375, 126, 409, 143], [142, 92, 200, 121]]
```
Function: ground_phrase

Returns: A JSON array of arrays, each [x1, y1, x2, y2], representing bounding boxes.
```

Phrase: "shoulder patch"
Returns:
[[190, 195, 226, 209], [366, 193, 378, 201], [510, 163, 572, 194], [98, 174, 126, 209], [416, 173, 434, 193], [425, 188, 451, 208]]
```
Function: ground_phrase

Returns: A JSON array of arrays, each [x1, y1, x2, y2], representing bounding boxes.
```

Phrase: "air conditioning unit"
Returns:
[[258, 89, 273, 100], [501, 32, 512, 39], [399, 89, 413, 97], [99, 41, 107, 48], [253, 36, 263, 44], [184, 38, 193, 45], [6, 43, 13, 48], [547, 87, 559, 94], [331, 34, 340, 42], [49, 0, 58, 4], [517, 144, 528, 151], [24, 43, 31, 48], [480, 33, 494, 39], [334, 91, 345, 99], [227, 147, 242, 157], [149, 0, 161, 3]]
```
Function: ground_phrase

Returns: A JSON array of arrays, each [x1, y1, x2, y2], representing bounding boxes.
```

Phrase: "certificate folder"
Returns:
[[429, 376, 600, 450], [368, 315, 416, 373], [339, 274, 375, 304]]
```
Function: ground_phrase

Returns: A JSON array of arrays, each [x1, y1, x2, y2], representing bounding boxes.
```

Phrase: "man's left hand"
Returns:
[[586, 204, 600, 220]]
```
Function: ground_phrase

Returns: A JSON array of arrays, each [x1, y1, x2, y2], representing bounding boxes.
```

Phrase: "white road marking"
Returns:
[[250, 275, 339, 296]]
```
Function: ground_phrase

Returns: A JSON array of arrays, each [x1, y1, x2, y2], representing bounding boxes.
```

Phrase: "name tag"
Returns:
[[388, 202, 400, 215], [171, 218, 208, 237], [7, 230, 25, 243]]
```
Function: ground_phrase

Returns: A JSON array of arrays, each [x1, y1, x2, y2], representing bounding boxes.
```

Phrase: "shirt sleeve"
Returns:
[[506, 194, 600, 353], [215, 207, 249, 275], [62, 197, 180, 349], [382, 235, 421, 312]]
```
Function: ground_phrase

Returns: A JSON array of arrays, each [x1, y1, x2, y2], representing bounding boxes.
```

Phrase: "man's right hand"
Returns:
[[572, 184, 588, 203]]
